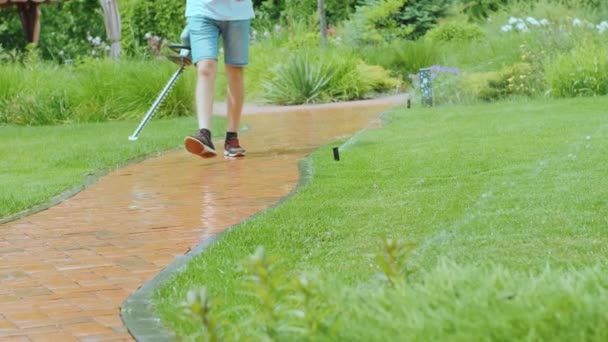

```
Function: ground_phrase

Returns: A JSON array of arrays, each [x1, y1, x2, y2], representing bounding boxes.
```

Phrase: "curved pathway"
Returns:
[[0, 95, 406, 341]]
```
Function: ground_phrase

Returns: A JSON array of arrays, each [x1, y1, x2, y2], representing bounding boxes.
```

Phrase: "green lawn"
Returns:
[[155, 96, 608, 341], [0, 116, 225, 220]]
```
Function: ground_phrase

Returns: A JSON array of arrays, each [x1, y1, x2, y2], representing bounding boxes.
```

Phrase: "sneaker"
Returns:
[[224, 137, 246, 157], [184, 129, 217, 158]]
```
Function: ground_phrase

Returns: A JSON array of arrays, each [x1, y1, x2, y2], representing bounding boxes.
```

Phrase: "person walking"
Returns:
[[183, 0, 254, 158]]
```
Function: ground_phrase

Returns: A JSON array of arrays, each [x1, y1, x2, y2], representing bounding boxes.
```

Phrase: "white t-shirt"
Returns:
[[186, 0, 255, 20]]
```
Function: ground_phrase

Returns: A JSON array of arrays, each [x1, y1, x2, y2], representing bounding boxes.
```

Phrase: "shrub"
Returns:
[[425, 21, 485, 42], [0, 0, 106, 62], [121, 0, 185, 57], [343, 0, 449, 45], [0, 59, 195, 125], [253, 0, 358, 29], [360, 39, 441, 81], [262, 54, 335, 105], [478, 62, 543, 101], [261, 50, 401, 105], [459, 0, 510, 21], [545, 44, 608, 98], [358, 63, 404, 93]]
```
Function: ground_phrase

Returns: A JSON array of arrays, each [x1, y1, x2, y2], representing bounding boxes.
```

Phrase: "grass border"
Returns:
[[0, 150, 172, 225], [120, 157, 315, 341], [120, 106, 399, 340]]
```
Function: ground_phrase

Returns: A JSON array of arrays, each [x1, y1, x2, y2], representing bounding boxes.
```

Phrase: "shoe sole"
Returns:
[[224, 150, 246, 158], [184, 136, 217, 158]]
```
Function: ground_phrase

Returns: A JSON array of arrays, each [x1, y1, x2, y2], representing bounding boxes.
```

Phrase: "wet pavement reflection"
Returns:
[[0, 95, 406, 341]]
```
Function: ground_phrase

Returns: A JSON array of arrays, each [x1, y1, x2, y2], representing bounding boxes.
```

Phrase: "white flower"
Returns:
[[92, 36, 101, 46], [263, 30, 270, 38], [516, 22, 529, 32], [58, 50, 64, 56], [526, 17, 540, 26], [501, 24, 513, 32], [508, 17, 520, 25], [540, 19, 550, 26], [572, 18, 582, 27], [144, 32, 152, 39], [87, 35, 93, 42]]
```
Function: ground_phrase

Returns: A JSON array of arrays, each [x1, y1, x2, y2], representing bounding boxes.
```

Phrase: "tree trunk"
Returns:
[[16, 3, 41, 44], [99, 0, 122, 60], [318, 0, 327, 47]]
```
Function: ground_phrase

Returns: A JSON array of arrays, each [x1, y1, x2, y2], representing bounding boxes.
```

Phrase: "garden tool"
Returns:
[[129, 28, 192, 141]]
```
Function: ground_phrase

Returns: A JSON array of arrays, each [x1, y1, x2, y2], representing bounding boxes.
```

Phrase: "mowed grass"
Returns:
[[0, 116, 225, 219], [156, 96, 608, 341]]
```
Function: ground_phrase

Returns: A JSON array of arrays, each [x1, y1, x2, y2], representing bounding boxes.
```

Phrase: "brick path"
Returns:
[[0, 95, 406, 341]]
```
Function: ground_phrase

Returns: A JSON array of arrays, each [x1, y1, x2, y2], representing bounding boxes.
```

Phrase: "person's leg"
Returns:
[[184, 16, 221, 158], [225, 64, 244, 133], [195, 59, 217, 131], [220, 19, 251, 157]]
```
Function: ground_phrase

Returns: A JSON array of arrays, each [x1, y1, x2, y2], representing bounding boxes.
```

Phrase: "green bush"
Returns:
[[0, 0, 106, 62], [360, 39, 441, 81], [262, 54, 334, 105], [121, 0, 185, 58], [358, 63, 404, 93], [545, 44, 608, 98], [478, 63, 544, 101], [324, 56, 373, 101], [261, 49, 401, 105], [0, 59, 196, 125], [425, 21, 485, 43], [344, 0, 449, 45], [253, 0, 358, 29], [459, 0, 510, 21]]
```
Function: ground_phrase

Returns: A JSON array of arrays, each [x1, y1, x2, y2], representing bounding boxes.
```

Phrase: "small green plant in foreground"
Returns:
[[181, 287, 220, 342]]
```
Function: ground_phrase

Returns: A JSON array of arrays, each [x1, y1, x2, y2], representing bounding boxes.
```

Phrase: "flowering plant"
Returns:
[[501, 16, 608, 34]]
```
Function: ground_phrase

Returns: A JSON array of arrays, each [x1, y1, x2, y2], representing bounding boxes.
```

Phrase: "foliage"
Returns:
[[478, 62, 541, 101], [459, 0, 510, 21], [359, 39, 441, 81], [425, 21, 485, 42], [262, 54, 334, 105], [400, 0, 451, 39], [261, 50, 401, 105], [253, 0, 359, 29], [0, 59, 196, 125], [0, 0, 106, 61], [344, 0, 450, 45], [121, 0, 185, 58], [545, 44, 608, 98], [180, 287, 220, 342]]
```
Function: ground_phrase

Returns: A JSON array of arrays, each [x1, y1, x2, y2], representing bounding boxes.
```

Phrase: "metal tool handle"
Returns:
[[128, 65, 185, 141]]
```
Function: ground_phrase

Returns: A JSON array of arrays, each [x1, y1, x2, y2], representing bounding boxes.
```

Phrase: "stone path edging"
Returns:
[[120, 159, 314, 341]]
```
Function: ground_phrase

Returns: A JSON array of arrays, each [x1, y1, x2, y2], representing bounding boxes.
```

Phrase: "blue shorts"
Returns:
[[187, 16, 251, 66]]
